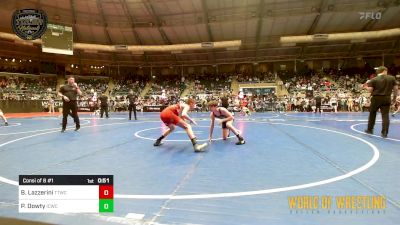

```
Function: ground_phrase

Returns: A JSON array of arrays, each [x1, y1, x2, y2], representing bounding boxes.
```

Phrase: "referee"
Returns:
[[127, 90, 137, 120], [98, 92, 109, 118], [364, 66, 398, 138], [58, 77, 82, 132]]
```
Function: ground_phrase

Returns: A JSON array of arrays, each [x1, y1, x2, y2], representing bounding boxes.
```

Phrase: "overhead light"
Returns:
[[201, 42, 214, 48], [29, 59, 32, 62], [71, 64, 74, 68], [115, 45, 128, 51], [313, 34, 329, 40], [281, 28, 400, 44], [91, 66, 93, 68], [5, 59, 8, 61], [75, 39, 242, 52], [12, 58, 15, 62]]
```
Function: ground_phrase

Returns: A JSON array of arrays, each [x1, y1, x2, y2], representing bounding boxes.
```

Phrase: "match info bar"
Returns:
[[19, 175, 113, 213]]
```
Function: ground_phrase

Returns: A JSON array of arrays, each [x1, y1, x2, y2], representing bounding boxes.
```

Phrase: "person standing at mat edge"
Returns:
[[364, 66, 398, 138], [314, 93, 322, 113], [58, 77, 82, 132], [98, 92, 109, 118], [154, 99, 208, 152], [127, 90, 137, 120]]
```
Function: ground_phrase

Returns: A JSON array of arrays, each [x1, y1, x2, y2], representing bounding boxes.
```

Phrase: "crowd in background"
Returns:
[[0, 75, 57, 100], [236, 71, 276, 83], [0, 66, 399, 113]]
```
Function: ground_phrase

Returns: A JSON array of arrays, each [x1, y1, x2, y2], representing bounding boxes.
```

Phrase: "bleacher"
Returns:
[[189, 74, 232, 99], [0, 73, 57, 100], [0, 63, 398, 114], [111, 76, 146, 97], [144, 77, 186, 104]]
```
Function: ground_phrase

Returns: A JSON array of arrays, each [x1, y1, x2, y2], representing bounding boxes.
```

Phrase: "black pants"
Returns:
[[367, 96, 391, 135], [62, 100, 80, 129], [128, 104, 137, 120], [315, 104, 322, 113], [100, 105, 109, 118]]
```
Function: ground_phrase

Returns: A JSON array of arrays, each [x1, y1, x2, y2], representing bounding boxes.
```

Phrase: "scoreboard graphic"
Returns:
[[19, 175, 113, 213]]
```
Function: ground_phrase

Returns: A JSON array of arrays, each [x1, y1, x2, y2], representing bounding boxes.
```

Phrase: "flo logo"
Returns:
[[12, 9, 48, 40], [359, 12, 382, 20]]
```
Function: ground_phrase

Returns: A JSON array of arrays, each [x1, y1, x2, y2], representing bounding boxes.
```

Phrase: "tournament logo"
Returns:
[[12, 9, 48, 40]]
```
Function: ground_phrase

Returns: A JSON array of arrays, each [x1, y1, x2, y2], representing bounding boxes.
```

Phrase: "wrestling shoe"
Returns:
[[153, 138, 163, 146], [235, 140, 246, 145], [194, 143, 208, 152], [235, 137, 246, 145], [364, 129, 373, 135], [75, 125, 80, 131], [5, 122, 8, 126]]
